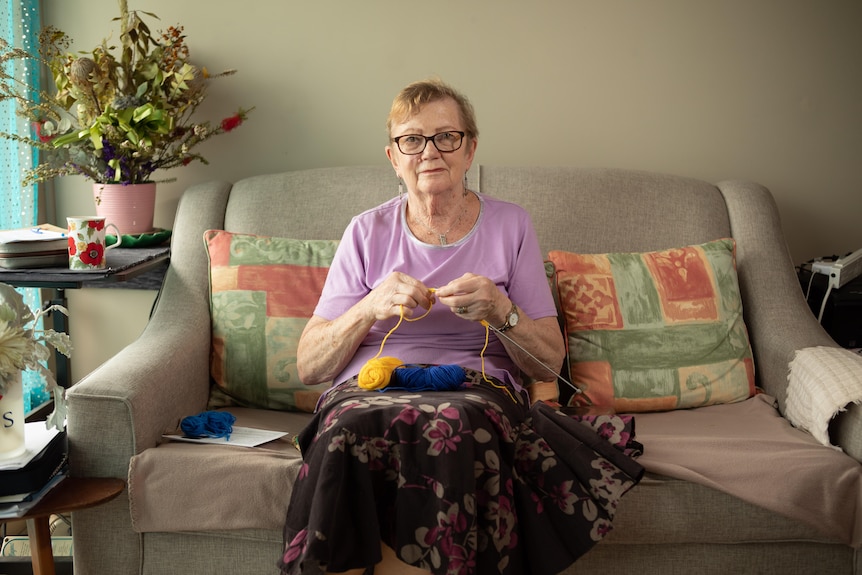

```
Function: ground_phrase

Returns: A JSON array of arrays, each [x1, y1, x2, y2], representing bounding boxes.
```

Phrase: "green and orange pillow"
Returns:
[[548, 238, 755, 413], [204, 230, 338, 413]]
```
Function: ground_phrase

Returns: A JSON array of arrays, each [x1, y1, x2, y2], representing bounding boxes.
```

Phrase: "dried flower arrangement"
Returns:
[[0, 0, 252, 186]]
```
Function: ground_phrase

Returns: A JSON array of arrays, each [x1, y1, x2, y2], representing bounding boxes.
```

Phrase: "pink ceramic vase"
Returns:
[[93, 182, 157, 236]]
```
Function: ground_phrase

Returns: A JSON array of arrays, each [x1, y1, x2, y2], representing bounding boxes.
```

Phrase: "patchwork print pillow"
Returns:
[[548, 239, 755, 413], [204, 230, 338, 412]]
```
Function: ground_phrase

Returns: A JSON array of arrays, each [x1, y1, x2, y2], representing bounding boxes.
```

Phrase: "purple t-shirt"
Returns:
[[314, 192, 557, 389]]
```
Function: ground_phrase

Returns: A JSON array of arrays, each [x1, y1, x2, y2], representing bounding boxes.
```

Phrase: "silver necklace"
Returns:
[[413, 205, 465, 246]]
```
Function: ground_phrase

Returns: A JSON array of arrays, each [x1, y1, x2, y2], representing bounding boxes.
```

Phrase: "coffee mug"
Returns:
[[67, 216, 121, 270]]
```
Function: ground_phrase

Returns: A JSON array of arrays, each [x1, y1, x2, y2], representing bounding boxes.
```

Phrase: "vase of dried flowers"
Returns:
[[0, 0, 252, 218], [0, 372, 25, 460]]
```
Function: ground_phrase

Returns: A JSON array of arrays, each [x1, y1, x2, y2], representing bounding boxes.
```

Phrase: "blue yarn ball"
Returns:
[[389, 364, 466, 392], [181, 411, 236, 439]]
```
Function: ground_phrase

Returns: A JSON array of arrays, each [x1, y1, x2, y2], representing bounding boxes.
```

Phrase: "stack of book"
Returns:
[[0, 423, 68, 519], [0, 224, 68, 269]]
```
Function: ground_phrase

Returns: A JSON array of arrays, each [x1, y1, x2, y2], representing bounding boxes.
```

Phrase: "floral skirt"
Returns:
[[280, 369, 644, 575]]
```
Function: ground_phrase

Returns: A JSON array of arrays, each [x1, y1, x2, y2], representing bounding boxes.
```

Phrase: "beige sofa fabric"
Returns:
[[128, 408, 308, 533], [126, 395, 862, 547], [637, 393, 862, 546]]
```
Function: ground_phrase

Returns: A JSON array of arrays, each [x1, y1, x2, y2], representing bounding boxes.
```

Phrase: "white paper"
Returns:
[[0, 226, 66, 244], [162, 426, 288, 448], [0, 422, 61, 471]]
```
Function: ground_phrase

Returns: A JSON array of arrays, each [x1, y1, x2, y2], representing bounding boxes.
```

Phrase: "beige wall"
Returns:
[[43, 0, 862, 382]]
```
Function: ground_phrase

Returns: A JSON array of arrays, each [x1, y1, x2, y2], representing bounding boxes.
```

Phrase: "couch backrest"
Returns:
[[223, 166, 396, 241], [167, 163, 830, 409], [221, 165, 732, 255]]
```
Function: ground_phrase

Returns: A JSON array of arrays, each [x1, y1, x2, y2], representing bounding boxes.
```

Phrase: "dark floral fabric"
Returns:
[[280, 369, 644, 575]]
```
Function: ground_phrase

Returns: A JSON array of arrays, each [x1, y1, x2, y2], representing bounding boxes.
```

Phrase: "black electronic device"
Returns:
[[799, 267, 862, 348]]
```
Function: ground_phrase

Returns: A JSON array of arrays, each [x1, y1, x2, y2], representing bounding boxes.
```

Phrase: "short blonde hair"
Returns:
[[387, 78, 479, 140]]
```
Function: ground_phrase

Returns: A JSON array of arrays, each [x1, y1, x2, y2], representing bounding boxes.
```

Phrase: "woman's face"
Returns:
[[386, 97, 477, 199]]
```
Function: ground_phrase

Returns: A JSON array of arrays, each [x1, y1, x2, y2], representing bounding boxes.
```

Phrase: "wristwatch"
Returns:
[[497, 303, 520, 332]]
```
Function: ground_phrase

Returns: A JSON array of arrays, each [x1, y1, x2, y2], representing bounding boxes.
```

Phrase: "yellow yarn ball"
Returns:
[[358, 356, 403, 390]]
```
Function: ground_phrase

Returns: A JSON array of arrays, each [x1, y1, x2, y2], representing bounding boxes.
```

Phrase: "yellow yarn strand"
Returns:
[[479, 321, 517, 403], [359, 308, 408, 390], [370, 290, 435, 362], [359, 294, 432, 390]]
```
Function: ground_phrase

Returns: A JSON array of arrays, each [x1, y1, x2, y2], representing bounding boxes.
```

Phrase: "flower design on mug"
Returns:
[[80, 242, 104, 266], [68, 236, 77, 256], [88, 219, 105, 231]]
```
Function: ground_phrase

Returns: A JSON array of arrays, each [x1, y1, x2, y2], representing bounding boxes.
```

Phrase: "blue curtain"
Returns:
[[1, 0, 49, 413]]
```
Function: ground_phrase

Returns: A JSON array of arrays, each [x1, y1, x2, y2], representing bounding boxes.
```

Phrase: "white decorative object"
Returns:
[[0, 283, 72, 444], [0, 371, 25, 459]]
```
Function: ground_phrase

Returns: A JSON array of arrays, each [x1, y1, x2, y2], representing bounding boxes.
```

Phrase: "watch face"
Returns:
[[509, 310, 519, 326]]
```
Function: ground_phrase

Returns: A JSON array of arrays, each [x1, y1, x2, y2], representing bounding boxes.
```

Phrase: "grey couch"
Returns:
[[67, 166, 862, 574]]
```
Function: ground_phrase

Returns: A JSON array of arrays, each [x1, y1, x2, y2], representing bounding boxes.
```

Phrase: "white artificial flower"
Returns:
[[0, 283, 72, 430]]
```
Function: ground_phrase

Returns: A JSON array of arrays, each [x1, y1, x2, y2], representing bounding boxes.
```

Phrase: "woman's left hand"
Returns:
[[435, 273, 565, 383], [434, 273, 508, 326]]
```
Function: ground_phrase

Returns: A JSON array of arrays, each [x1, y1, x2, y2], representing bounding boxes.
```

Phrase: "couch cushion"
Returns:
[[548, 239, 755, 412], [204, 230, 338, 412], [633, 394, 862, 547], [129, 407, 312, 533]]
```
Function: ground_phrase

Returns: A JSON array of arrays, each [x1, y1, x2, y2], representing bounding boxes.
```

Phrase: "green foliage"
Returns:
[[0, 0, 252, 186]]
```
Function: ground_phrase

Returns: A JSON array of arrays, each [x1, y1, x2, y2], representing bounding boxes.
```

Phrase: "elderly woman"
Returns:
[[280, 79, 643, 575]]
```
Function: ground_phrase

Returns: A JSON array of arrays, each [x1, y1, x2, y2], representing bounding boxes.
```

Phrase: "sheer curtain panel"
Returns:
[[1, 0, 50, 411]]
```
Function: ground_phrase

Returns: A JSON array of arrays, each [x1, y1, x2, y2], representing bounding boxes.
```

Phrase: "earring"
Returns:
[[463, 172, 469, 196], [398, 179, 404, 197]]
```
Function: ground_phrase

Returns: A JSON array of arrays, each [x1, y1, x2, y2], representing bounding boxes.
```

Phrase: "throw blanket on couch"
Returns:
[[785, 346, 862, 449], [634, 393, 862, 547]]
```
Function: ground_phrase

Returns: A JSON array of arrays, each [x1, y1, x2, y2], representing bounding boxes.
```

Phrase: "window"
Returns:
[[1, 0, 51, 412]]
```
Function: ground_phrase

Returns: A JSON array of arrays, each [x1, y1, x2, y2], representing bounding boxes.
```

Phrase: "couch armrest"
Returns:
[[717, 181, 836, 407], [718, 181, 861, 462], [67, 181, 234, 478], [831, 403, 862, 463]]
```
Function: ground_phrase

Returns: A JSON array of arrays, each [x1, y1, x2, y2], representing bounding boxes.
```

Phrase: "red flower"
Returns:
[[221, 114, 243, 132], [88, 220, 105, 231], [80, 242, 104, 266], [68, 237, 76, 256], [33, 122, 54, 143]]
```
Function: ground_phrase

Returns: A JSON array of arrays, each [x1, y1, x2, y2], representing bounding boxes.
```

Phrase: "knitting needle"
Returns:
[[480, 320, 589, 401]]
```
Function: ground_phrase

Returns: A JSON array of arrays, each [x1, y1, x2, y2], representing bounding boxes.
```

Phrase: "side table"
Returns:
[[0, 247, 170, 389], [5, 477, 125, 575]]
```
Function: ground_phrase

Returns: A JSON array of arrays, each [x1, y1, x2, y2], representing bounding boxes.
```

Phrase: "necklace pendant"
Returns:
[[439, 234, 447, 246]]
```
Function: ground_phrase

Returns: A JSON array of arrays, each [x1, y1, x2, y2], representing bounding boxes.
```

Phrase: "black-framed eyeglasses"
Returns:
[[392, 131, 466, 155]]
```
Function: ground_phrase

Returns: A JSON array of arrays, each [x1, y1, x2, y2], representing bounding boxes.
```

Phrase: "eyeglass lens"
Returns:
[[395, 131, 464, 154]]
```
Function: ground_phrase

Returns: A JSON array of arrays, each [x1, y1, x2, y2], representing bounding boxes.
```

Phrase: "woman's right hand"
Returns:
[[297, 272, 433, 385], [365, 272, 435, 321]]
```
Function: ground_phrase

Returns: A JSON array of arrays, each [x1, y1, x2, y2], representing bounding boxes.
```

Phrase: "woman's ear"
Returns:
[[464, 137, 478, 170], [385, 145, 399, 171]]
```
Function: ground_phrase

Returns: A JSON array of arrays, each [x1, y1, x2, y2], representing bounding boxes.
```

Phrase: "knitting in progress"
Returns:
[[357, 288, 516, 402]]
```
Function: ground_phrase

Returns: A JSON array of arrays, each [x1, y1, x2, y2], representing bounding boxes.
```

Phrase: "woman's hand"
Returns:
[[434, 273, 508, 326], [366, 272, 435, 321], [435, 273, 565, 383], [297, 272, 433, 386]]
